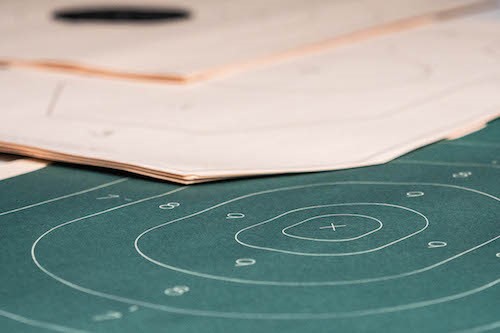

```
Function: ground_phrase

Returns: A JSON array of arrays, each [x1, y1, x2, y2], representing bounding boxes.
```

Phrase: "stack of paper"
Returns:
[[0, 0, 499, 183]]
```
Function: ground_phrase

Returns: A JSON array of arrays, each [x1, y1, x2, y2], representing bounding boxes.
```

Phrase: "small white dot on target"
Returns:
[[164, 285, 190, 296], [452, 171, 472, 178]]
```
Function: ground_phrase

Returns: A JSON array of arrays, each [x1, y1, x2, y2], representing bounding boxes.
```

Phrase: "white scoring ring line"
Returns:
[[234, 202, 428, 256]]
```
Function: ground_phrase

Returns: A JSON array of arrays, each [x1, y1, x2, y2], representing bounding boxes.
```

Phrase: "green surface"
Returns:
[[1, 120, 499, 333]]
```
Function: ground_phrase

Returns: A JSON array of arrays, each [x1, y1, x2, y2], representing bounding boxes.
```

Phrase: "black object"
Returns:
[[53, 6, 191, 23]]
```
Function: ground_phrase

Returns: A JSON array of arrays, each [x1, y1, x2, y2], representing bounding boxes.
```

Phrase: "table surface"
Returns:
[[0, 119, 498, 333]]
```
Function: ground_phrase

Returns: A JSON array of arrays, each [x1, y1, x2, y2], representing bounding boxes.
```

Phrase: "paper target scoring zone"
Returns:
[[30, 179, 500, 318]]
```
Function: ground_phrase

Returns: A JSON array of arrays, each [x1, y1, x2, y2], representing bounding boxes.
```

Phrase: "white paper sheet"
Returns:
[[1, 9, 499, 183], [0, 158, 48, 181]]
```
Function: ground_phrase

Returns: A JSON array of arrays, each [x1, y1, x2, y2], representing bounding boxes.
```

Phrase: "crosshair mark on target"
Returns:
[[282, 213, 383, 242]]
